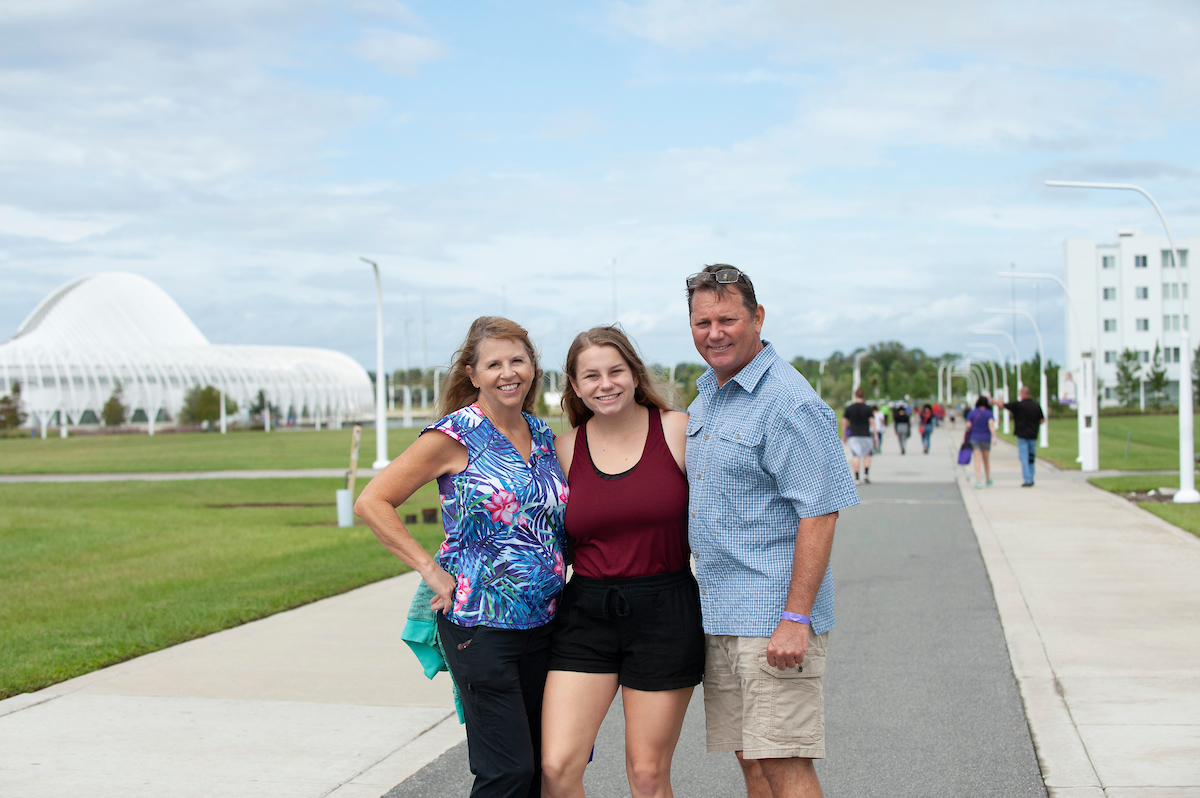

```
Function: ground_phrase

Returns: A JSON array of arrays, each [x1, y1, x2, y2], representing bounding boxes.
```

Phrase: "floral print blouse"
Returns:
[[425, 404, 568, 630]]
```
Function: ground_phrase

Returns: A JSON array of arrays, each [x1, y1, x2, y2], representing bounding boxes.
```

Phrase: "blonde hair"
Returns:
[[440, 317, 543, 417], [560, 325, 671, 428]]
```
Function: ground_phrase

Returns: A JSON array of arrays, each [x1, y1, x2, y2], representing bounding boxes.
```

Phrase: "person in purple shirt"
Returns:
[[965, 396, 998, 488]]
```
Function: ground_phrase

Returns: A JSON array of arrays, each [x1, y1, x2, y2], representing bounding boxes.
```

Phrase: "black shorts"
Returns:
[[548, 568, 705, 691]]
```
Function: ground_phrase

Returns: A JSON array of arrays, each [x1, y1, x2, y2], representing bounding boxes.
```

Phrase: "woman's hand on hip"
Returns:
[[422, 564, 456, 614]]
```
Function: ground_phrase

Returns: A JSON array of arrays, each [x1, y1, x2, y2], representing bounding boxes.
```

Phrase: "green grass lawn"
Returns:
[[0, 427, 421, 474], [1089, 474, 1200, 538], [0, 478, 446, 698], [997, 413, 1200, 471], [0, 421, 568, 475]]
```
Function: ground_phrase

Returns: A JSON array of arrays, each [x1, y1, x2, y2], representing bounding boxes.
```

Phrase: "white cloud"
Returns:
[[0, 206, 127, 242], [353, 29, 446, 77]]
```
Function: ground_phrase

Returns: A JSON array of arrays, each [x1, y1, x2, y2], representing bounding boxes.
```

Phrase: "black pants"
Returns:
[[437, 614, 553, 798]]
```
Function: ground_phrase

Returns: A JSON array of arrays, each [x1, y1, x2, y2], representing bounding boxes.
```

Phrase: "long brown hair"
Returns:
[[440, 316, 544, 417], [561, 325, 671, 427]]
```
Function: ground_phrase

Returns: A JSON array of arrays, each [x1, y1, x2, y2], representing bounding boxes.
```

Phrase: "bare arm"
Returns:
[[555, 426, 578, 480], [765, 510, 838, 670], [354, 430, 468, 613], [660, 409, 688, 474]]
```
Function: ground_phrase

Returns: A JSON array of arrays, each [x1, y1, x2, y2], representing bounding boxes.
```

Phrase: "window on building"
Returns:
[[1174, 347, 1181, 362], [1104, 318, 1118, 332], [1104, 287, 1117, 300], [1104, 351, 1117, 363], [1136, 286, 1149, 299], [1137, 318, 1151, 331], [1185, 284, 1190, 299], [1141, 350, 1151, 363], [1164, 315, 1171, 330], [1135, 254, 1148, 268], [1104, 387, 1114, 399], [1172, 315, 1181, 330], [1164, 283, 1181, 299], [1161, 249, 1190, 268], [1102, 255, 1116, 269]]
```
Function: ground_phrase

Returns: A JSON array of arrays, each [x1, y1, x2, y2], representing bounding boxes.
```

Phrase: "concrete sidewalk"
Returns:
[[0, 573, 463, 798], [957, 437, 1200, 797]]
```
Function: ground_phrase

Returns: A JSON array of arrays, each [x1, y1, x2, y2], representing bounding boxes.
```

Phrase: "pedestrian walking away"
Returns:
[[872, 405, 886, 454], [540, 325, 701, 798], [843, 388, 875, 483], [684, 264, 860, 798], [356, 317, 568, 798], [965, 396, 997, 489], [995, 386, 1046, 486], [918, 403, 935, 454], [892, 403, 910, 455]]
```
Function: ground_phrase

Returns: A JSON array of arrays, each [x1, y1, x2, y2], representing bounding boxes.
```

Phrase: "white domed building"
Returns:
[[0, 272, 374, 435]]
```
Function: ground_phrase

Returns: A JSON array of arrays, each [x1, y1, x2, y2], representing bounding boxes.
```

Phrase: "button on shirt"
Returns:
[[686, 342, 859, 637]]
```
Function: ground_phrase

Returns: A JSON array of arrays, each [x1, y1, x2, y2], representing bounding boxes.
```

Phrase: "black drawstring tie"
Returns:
[[602, 586, 630, 620]]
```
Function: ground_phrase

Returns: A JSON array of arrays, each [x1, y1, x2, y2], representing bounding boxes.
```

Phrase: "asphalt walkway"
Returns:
[[1, 424, 1198, 796]]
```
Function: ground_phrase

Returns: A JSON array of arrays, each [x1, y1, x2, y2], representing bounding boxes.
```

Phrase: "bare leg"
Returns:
[[541, 671, 620, 798], [982, 448, 991, 481], [621, 685, 693, 797], [735, 752, 773, 798], [973, 448, 982, 482]]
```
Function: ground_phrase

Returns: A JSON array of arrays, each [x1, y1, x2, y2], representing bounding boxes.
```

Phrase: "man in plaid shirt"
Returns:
[[684, 264, 858, 798]]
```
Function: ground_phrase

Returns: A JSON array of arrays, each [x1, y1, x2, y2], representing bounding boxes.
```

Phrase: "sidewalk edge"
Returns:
[[957, 475, 1102, 791], [323, 712, 465, 797]]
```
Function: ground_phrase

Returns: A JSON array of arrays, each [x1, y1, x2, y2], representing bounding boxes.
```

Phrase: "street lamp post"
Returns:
[[999, 270, 1097, 471], [852, 352, 867, 398], [986, 308, 1049, 448], [969, 342, 1011, 433], [361, 257, 389, 470], [1045, 179, 1198, 501]]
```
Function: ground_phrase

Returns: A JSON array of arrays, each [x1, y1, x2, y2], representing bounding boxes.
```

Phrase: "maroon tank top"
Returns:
[[565, 407, 690, 579]]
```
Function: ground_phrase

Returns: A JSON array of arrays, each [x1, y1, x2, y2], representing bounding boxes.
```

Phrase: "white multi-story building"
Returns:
[[1065, 231, 1200, 406]]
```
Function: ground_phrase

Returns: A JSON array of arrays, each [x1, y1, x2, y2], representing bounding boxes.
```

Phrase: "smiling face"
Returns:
[[570, 344, 639, 419], [466, 336, 534, 415], [689, 286, 765, 386]]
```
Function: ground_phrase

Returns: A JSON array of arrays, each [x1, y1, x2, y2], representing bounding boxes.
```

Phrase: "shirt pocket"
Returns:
[[715, 427, 763, 481]]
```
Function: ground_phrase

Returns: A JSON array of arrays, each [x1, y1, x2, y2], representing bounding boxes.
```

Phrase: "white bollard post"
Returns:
[[219, 389, 227, 434]]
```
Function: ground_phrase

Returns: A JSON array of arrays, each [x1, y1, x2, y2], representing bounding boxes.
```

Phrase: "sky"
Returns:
[[2, 0, 1199, 374]]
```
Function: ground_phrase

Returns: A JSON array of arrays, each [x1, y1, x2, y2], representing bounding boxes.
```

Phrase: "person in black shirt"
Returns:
[[842, 388, 876, 483], [996, 386, 1046, 486], [892, 404, 911, 454]]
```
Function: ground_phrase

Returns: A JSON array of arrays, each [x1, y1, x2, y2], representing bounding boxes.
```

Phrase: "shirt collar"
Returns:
[[698, 340, 778, 397]]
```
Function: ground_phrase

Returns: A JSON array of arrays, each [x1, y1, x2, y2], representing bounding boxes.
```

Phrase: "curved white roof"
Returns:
[[14, 272, 209, 349], [1, 272, 373, 428]]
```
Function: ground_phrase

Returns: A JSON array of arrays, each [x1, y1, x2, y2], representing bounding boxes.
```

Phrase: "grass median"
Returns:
[[1088, 474, 1200, 538], [997, 412, 1200, 471], [0, 478, 445, 699]]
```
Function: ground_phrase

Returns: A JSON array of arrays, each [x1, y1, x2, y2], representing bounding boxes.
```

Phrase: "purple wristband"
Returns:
[[781, 611, 811, 625]]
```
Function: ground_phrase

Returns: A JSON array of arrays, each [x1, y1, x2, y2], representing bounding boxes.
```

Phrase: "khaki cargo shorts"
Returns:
[[702, 628, 828, 760]]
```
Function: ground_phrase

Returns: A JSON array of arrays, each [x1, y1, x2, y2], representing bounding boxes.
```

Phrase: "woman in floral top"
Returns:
[[356, 316, 567, 798]]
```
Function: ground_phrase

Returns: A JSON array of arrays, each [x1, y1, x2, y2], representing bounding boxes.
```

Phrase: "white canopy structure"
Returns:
[[0, 272, 373, 434]]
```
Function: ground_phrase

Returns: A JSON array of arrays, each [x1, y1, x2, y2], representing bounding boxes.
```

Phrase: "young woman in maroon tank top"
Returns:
[[541, 326, 703, 798]]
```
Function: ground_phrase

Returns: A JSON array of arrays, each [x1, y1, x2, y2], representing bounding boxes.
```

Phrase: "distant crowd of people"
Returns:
[[840, 389, 1045, 488]]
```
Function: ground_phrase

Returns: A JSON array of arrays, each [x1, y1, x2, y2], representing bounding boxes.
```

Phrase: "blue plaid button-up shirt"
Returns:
[[686, 342, 859, 637]]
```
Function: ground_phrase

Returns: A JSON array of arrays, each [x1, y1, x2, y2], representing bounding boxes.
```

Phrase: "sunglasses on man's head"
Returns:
[[686, 268, 744, 289]]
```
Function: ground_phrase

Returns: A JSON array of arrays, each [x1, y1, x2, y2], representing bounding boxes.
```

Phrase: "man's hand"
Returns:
[[765, 619, 810, 670]]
